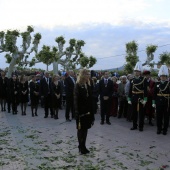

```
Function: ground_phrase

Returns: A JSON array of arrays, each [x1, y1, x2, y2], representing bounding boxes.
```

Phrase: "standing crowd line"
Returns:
[[0, 63, 170, 154]]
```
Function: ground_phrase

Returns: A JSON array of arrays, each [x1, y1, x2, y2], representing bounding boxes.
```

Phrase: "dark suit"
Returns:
[[128, 76, 148, 130], [99, 78, 113, 122], [65, 76, 75, 120], [40, 77, 53, 117], [153, 81, 170, 134]]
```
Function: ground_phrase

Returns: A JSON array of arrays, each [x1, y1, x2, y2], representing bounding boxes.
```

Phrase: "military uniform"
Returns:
[[153, 81, 170, 135], [128, 76, 148, 131]]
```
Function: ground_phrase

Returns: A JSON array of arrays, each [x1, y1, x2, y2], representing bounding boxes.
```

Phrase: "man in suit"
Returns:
[[99, 71, 113, 125], [117, 76, 128, 118], [40, 71, 53, 118], [65, 70, 76, 121]]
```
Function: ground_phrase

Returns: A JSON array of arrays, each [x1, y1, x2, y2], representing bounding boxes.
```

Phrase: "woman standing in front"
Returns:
[[29, 75, 40, 117], [10, 74, 20, 114], [51, 74, 62, 119], [74, 69, 94, 154], [19, 75, 29, 115]]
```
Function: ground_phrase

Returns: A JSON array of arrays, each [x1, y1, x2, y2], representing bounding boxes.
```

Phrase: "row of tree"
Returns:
[[0, 26, 97, 77], [124, 40, 170, 73]]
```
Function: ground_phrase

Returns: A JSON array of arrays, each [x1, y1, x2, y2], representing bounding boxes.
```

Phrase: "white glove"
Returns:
[[152, 104, 156, 108], [142, 100, 147, 106], [128, 101, 132, 105]]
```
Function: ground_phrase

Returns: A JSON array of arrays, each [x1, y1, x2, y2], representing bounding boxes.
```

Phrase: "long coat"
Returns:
[[74, 83, 94, 130], [0, 77, 8, 99], [30, 81, 40, 106]]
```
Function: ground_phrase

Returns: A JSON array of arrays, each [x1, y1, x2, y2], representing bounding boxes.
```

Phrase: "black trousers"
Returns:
[[77, 129, 88, 150], [100, 99, 110, 122], [132, 102, 144, 129], [44, 94, 53, 117], [118, 100, 128, 118], [156, 105, 169, 132], [65, 97, 74, 119]]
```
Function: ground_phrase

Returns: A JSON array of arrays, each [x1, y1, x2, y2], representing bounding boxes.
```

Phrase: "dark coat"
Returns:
[[19, 81, 29, 103], [99, 79, 114, 101], [40, 77, 52, 97], [65, 76, 75, 99], [0, 77, 8, 99], [30, 81, 40, 106], [10, 80, 20, 104], [153, 81, 170, 106], [51, 81, 62, 108], [128, 76, 148, 103], [74, 83, 94, 130]]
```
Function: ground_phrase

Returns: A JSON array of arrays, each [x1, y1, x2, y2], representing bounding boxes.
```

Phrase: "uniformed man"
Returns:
[[128, 62, 148, 131], [152, 65, 170, 135]]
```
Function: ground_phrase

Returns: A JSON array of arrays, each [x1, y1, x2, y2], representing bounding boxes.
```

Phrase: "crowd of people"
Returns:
[[0, 62, 170, 154]]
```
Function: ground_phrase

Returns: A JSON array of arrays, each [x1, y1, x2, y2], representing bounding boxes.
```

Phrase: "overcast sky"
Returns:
[[0, 0, 170, 71]]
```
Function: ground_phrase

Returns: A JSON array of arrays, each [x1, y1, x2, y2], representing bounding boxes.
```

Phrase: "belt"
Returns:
[[79, 112, 90, 118], [157, 94, 170, 97], [132, 91, 143, 94]]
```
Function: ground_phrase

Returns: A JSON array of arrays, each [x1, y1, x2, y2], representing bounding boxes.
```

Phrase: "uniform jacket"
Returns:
[[128, 76, 148, 103]]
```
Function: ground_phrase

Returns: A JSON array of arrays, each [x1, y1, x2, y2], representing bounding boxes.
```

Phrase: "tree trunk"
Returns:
[[7, 58, 16, 78], [53, 61, 58, 74]]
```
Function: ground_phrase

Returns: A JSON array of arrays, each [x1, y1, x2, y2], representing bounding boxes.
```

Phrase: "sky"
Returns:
[[0, 0, 170, 71]]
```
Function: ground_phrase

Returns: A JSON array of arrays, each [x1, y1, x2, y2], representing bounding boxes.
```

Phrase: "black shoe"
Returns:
[[44, 116, 48, 118], [51, 115, 54, 118], [163, 131, 167, 135], [32, 114, 34, 117], [118, 115, 121, 119], [35, 113, 38, 116], [84, 147, 90, 153], [100, 121, 104, 125], [8, 110, 10, 113], [130, 127, 137, 130], [157, 130, 161, 134], [149, 122, 154, 126], [80, 148, 87, 155], [66, 119, 71, 122], [106, 121, 111, 125], [139, 128, 143, 132]]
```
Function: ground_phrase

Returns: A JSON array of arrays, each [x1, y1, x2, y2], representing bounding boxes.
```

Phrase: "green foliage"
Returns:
[[124, 40, 139, 74], [89, 56, 97, 68], [0, 31, 5, 38], [5, 30, 19, 52], [33, 33, 41, 44], [124, 63, 133, 74], [126, 40, 138, 55], [27, 26, 34, 33], [79, 55, 97, 68], [21, 32, 30, 41], [77, 40, 85, 46], [159, 52, 170, 65], [5, 54, 12, 63], [36, 45, 58, 67], [146, 45, 157, 55], [79, 56, 89, 67], [69, 39, 76, 46], [55, 36, 65, 44]]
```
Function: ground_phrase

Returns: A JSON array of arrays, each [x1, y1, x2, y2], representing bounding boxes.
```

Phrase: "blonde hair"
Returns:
[[76, 69, 90, 85]]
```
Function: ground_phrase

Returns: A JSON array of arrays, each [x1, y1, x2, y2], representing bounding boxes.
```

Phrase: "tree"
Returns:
[[124, 40, 139, 73], [143, 44, 157, 66], [158, 52, 170, 65], [36, 45, 58, 71], [0, 26, 41, 77], [53, 36, 97, 73]]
